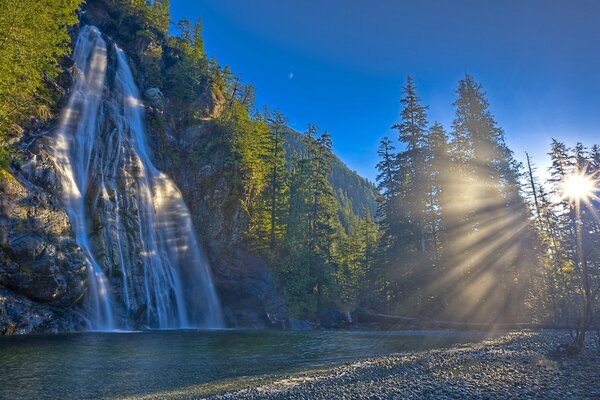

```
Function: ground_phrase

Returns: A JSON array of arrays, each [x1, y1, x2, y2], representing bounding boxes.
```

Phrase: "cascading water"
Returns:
[[50, 25, 223, 330]]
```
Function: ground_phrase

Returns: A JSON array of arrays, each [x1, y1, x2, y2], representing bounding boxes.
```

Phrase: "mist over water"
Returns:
[[50, 26, 223, 329]]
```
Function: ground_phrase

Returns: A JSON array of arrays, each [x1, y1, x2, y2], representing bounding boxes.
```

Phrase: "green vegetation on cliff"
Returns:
[[0, 0, 82, 163], [82, 0, 380, 322]]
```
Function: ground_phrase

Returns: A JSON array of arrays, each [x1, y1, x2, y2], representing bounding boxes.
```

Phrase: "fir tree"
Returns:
[[444, 74, 536, 322], [265, 109, 289, 249], [392, 76, 429, 254], [424, 122, 449, 265]]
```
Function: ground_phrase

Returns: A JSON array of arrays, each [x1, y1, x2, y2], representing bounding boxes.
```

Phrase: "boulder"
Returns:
[[0, 287, 85, 335], [196, 85, 225, 120], [214, 249, 287, 328], [144, 87, 164, 109]]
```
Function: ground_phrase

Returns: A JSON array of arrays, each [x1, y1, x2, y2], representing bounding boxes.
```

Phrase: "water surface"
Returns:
[[0, 329, 492, 399]]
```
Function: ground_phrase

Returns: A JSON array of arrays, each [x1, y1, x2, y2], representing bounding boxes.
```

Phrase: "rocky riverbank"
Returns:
[[127, 330, 600, 399]]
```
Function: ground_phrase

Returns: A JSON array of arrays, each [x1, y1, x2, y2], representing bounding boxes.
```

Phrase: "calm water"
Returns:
[[0, 329, 492, 399]]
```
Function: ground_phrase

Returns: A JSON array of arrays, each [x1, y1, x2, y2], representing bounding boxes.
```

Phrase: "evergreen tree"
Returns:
[[374, 136, 401, 308], [375, 137, 399, 236], [392, 76, 429, 254], [151, 0, 170, 34], [423, 122, 449, 265], [279, 125, 339, 318], [264, 109, 289, 249], [377, 76, 432, 313], [443, 74, 537, 322]]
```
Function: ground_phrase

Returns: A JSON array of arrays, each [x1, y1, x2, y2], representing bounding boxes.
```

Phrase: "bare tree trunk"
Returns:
[[574, 201, 593, 351]]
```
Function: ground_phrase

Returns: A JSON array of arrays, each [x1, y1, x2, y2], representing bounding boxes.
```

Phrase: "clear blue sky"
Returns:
[[170, 0, 600, 182]]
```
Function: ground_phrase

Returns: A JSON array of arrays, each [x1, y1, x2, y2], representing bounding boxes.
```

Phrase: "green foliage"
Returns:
[[260, 110, 289, 249], [332, 209, 379, 311], [164, 19, 208, 105], [278, 127, 337, 315], [110, 0, 170, 37], [140, 41, 163, 88], [278, 249, 319, 319], [284, 129, 378, 219], [0, 0, 82, 162], [245, 122, 381, 321], [228, 110, 271, 240]]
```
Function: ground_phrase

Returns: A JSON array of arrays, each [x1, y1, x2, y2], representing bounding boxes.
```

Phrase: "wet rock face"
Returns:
[[0, 288, 85, 335], [0, 167, 86, 309]]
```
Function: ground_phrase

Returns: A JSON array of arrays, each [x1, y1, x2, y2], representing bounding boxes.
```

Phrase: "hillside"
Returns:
[[283, 128, 378, 219], [0, 0, 381, 333]]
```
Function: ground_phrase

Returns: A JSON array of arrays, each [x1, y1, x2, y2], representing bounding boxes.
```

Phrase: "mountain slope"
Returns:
[[283, 128, 378, 219]]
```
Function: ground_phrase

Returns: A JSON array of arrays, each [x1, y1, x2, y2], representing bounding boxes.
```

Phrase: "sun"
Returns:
[[561, 171, 598, 202]]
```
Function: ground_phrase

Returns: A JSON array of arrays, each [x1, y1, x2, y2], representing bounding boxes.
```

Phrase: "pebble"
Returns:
[[167, 330, 600, 400]]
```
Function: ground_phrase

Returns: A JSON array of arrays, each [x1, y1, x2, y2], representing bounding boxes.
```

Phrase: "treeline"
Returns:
[[283, 129, 378, 219], [371, 75, 600, 349], [529, 140, 600, 349], [372, 75, 537, 322], [225, 111, 380, 320]]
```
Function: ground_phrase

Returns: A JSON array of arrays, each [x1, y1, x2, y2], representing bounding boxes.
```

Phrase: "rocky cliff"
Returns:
[[0, 160, 86, 334], [145, 117, 288, 328], [77, 2, 290, 329], [0, 1, 377, 333], [0, 15, 287, 332]]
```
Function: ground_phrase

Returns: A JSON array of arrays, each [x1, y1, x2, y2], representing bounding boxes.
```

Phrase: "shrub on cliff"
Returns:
[[0, 0, 82, 164]]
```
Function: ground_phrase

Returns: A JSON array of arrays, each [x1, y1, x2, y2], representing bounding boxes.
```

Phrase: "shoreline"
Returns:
[[122, 330, 600, 400]]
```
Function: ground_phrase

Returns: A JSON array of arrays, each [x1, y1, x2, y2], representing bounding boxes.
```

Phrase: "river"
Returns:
[[0, 329, 493, 399]]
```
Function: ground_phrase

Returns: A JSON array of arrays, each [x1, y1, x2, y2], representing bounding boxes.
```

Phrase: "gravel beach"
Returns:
[[123, 330, 600, 400]]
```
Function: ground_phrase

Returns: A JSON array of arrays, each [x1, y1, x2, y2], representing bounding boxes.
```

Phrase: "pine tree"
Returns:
[[424, 122, 449, 265], [151, 0, 170, 35], [377, 76, 432, 313], [374, 136, 402, 309], [265, 109, 289, 249], [375, 137, 399, 235], [570, 142, 598, 350], [443, 74, 536, 322], [546, 140, 580, 324], [280, 125, 339, 318], [392, 76, 429, 254]]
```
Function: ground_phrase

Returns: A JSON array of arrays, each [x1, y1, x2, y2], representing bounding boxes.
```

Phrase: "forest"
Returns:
[[2, 1, 600, 399], [372, 75, 600, 352], [1, 0, 599, 352]]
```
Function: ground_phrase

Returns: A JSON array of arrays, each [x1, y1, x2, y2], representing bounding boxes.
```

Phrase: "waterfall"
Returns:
[[50, 25, 223, 330]]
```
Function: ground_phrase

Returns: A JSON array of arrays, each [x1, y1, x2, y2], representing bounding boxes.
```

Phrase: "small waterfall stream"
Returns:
[[51, 26, 223, 329]]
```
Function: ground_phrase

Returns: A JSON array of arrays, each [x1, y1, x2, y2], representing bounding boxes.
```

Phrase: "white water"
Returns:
[[51, 26, 223, 329]]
